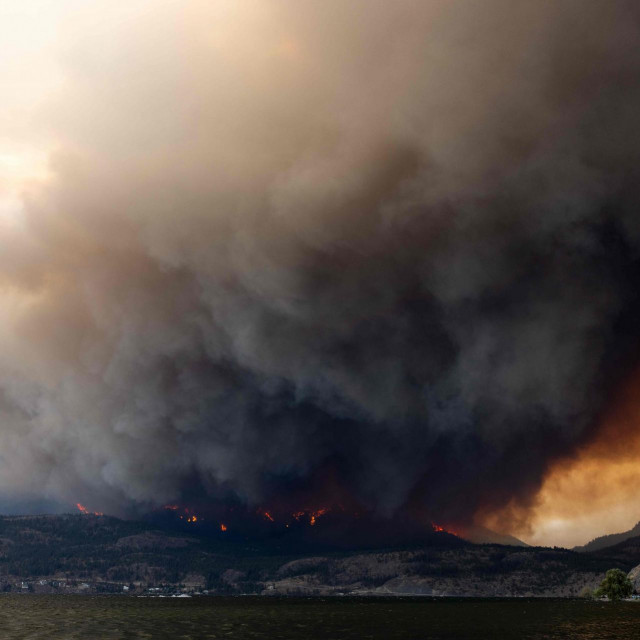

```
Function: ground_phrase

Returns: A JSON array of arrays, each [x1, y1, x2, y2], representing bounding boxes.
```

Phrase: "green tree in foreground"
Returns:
[[594, 569, 633, 601]]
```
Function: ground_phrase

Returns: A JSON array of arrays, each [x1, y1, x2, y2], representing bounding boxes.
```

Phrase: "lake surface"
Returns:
[[0, 595, 637, 639]]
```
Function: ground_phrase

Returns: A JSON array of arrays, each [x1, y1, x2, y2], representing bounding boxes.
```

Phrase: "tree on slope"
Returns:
[[594, 569, 633, 601]]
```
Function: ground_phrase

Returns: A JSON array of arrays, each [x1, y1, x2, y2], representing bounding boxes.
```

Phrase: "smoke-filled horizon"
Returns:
[[1, 0, 640, 547]]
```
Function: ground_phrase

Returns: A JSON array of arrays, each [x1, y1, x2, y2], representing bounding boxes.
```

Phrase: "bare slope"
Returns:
[[0, 514, 620, 596]]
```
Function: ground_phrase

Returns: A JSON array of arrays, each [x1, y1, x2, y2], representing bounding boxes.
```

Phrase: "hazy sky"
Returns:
[[1, 0, 640, 548]]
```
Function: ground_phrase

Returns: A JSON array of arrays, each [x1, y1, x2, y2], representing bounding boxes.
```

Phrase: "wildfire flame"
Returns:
[[254, 507, 335, 526], [309, 508, 328, 526], [432, 522, 458, 536], [260, 510, 275, 522], [162, 505, 201, 524], [76, 503, 103, 516], [156, 503, 458, 538], [161, 503, 338, 529]]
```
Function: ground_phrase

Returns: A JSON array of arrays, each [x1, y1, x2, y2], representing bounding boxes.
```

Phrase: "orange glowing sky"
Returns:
[[483, 371, 640, 548]]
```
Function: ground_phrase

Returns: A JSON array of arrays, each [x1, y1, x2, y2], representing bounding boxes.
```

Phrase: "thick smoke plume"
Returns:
[[1, 0, 640, 530]]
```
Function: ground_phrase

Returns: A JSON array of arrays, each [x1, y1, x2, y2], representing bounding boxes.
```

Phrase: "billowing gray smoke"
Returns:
[[0, 0, 639, 525]]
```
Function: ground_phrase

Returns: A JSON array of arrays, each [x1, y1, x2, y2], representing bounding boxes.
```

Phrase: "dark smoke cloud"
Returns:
[[0, 0, 639, 527]]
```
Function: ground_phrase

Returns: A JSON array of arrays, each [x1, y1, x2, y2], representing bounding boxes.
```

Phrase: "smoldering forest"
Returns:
[[1, 0, 640, 535]]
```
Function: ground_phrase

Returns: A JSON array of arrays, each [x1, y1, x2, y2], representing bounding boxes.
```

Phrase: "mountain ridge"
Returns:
[[574, 521, 640, 552], [0, 513, 626, 597]]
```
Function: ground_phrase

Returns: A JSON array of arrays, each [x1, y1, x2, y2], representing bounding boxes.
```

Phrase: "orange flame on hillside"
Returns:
[[258, 507, 331, 525], [161, 503, 339, 529], [76, 503, 103, 516], [259, 510, 275, 522], [309, 508, 328, 525], [290, 508, 330, 525], [162, 504, 201, 523], [432, 522, 458, 536]]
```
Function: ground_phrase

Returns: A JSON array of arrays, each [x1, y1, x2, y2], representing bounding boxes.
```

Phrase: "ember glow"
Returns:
[[431, 523, 458, 537], [290, 509, 331, 526], [309, 509, 328, 526], [75, 503, 103, 517], [162, 505, 201, 525], [0, 0, 640, 549], [255, 506, 334, 527]]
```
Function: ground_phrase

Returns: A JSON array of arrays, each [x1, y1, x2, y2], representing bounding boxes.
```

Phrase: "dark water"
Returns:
[[0, 595, 638, 639]]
